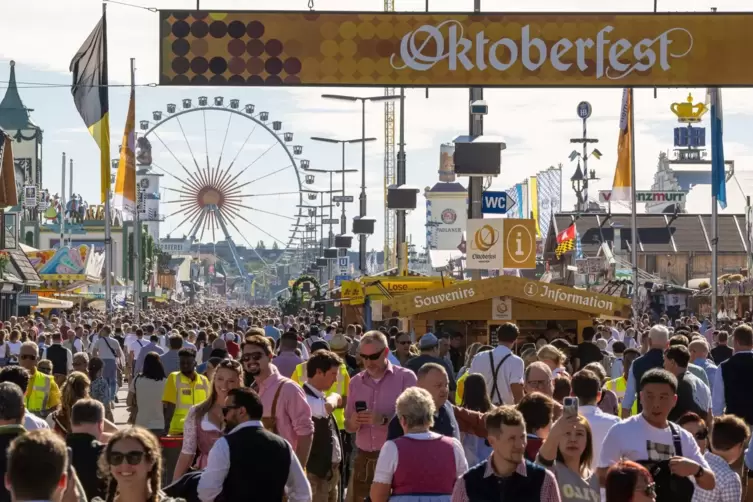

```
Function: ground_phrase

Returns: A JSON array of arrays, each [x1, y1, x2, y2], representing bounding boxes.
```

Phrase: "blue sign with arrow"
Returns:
[[481, 191, 516, 214]]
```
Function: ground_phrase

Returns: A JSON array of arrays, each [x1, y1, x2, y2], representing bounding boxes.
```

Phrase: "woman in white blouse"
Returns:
[[370, 387, 468, 502], [171, 359, 242, 482]]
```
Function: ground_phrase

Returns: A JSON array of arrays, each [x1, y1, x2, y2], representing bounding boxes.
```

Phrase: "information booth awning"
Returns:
[[387, 275, 632, 320]]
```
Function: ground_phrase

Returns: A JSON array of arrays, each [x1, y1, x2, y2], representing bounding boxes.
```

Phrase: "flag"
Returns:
[[70, 13, 110, 203], [555, 224, 576, 259], [611, 88, 633, 202], [575, 231, 583, 259], [113, 88, 136, 212], [529, 176, 540, 236], [707, 88, 727, 209], [591, 149, 602, 160]]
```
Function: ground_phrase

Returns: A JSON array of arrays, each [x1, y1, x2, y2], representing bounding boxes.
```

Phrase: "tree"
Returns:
[[256, 240, 266, 249], [272, 241, 279, 250]]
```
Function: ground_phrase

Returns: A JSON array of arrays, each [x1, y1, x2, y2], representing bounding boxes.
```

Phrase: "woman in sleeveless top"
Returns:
[[459, 374, 493, 467], [171, 359, 242, 482], [371, 387, 467, 502]]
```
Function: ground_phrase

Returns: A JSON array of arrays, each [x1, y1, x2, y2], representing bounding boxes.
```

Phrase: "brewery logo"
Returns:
[[472, 224, 499, 252], [441, 208, 457, 224]]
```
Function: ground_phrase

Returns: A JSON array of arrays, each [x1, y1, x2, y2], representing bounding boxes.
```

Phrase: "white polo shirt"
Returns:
[[468, 345, 524, 406]]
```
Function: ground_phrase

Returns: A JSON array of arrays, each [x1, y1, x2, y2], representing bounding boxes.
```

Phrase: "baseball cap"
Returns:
[[418, 333, 438, 350]]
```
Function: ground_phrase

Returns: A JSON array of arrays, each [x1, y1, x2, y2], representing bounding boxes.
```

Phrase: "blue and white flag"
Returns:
[[707, 88, 727, 209]]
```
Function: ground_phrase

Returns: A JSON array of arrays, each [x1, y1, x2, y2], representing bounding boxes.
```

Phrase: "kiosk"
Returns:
[[387, 275, 632, 345]]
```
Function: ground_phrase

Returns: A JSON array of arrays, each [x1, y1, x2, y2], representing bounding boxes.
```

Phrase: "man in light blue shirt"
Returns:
[[689, 338, 717, 392], [263, 318, 281, 342]]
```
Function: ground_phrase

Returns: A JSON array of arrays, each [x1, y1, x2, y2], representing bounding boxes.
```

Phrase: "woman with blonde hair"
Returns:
[[95, 427, 182, 502], [536, 413, 599, 502], [171, 358, 243, 482], [537, 344, 569, 377], [48, 371, 118, 437]]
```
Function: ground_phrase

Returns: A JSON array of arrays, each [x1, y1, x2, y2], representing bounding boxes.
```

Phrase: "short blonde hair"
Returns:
[[396, 387, 435, 429], [537, 344, 565, 366]]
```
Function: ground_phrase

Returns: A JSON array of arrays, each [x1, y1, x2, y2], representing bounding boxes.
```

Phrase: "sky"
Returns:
[[2, 0, 753, 258]]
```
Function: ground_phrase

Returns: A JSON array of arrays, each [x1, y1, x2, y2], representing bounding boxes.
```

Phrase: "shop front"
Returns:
[[387, 275, 632, 346]]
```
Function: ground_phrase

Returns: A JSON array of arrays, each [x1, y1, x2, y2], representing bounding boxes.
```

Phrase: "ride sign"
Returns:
[[161, 12, 753, 87]]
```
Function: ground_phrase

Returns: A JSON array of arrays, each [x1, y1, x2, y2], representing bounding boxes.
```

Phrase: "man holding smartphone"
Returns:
[[344, 331, 417, 502]]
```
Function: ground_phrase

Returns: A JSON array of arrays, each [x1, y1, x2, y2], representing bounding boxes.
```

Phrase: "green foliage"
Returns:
[[278, 274, 322, 316]]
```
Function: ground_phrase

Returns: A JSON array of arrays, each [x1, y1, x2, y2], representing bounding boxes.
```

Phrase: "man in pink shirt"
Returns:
[[345, 330, 417, 502], [241, 334, 314, 465]]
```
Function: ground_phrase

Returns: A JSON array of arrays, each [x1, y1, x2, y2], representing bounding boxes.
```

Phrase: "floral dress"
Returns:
[[90, 376, 112, 408]]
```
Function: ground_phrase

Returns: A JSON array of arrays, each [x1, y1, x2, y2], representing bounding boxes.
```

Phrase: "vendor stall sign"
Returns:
[[412, 285, 477, 310], [341, 280, 365, 305], [520, 281, 622, 316], [467, 219, 503, 270], [599, 190, 686, 203], [492, 297, 512, 321], [160, 12, 753, 87]]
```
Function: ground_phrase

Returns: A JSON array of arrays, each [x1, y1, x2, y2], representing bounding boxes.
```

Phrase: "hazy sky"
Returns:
[[2, 0, 753, 257]]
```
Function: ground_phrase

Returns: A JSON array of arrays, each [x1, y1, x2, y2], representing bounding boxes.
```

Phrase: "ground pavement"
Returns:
[[113, 386, 131, 427]]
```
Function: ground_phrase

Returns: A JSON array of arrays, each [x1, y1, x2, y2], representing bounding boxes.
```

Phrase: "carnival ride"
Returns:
[[137, 96, 312, 296]]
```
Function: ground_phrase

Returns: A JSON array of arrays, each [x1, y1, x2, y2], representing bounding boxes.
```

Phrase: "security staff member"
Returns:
[[19, 341, 60, 417], [162, 348, 210, 435], [291, 342, 349, 430]]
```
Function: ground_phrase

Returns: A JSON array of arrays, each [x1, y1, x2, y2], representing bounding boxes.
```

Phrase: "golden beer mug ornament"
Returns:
[[670, 93, 708, 123]]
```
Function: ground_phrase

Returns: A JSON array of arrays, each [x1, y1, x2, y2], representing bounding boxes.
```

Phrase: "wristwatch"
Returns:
[[694, 465, 704, 478]]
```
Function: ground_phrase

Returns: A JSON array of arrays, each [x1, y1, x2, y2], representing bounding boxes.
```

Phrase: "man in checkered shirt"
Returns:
[[680, 413, 749, 502]]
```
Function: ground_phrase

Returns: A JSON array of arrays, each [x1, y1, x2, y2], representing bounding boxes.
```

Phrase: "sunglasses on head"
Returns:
[[109, 450, 146, 466], [241, 352, 264, 362], [360, 351, 383, 361]]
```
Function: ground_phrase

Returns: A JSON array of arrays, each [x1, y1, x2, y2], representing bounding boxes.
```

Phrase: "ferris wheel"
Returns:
[[137, 96, 312, 276]]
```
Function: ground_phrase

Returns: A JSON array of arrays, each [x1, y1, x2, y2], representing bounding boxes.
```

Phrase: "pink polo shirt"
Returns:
[[256, 364, 314, 449], [345, 362, 417, 452]]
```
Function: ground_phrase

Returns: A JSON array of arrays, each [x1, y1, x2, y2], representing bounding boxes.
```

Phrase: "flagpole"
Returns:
[[131, 57, 140, 324], [629, 88, 638, 325], [60, 152, 66, 246], [712, 180, 718, 325], [103, 1, 112, 319]]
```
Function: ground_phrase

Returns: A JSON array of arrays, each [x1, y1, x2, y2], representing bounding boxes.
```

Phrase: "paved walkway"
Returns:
[[112, 386, 131, 427]]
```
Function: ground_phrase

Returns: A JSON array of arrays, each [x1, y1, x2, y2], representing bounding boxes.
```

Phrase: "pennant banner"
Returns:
[[611, 88, 633, 202], [114, 89, 136, 213]]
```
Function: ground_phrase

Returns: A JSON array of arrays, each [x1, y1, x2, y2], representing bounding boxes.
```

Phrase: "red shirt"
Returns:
[[226, 340, 240, 358]]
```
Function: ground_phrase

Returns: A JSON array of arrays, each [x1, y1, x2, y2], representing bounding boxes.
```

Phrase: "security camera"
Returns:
[[470, 100, 488, 115]]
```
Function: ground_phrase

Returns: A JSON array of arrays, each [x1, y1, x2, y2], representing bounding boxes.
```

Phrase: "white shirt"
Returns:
[[94, 337, 124, 362], [469, 345, 524, 405], [579, 404, 620, 471], [128, 338, 148, 361], [24, 412, 50, 431], [599, 414, 710, 470], [373, 431, 467, 485], [6, 341, 22, 356], [197, 420, 311, 502], [303, 383, 342, 464]]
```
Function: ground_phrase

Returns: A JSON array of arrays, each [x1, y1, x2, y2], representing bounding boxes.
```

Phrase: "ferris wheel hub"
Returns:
[[197, 186, 224, 208]]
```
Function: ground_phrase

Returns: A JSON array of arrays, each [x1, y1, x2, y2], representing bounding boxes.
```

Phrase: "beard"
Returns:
[[223, 419, 238, 433], [244, 363, 261, 376]]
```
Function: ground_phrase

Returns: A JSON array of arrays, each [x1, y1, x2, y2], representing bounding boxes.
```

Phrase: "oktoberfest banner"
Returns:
[[536, 168, 562, 240], [160, 11, 753, 87]]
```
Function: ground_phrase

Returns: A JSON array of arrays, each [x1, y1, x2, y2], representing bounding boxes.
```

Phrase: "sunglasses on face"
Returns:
[[222, 405, 241, 416], [241, 352, 264, 362], [397, 340, 411, 345], [109, 450, 146, 466], [360, 351, 383, 361], [20, 354, 36, 361], [38, 367, 52, 375], [694, 429, 709, 440]]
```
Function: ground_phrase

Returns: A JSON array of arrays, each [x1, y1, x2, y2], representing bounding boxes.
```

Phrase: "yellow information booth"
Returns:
[[387, 275, 632, 345]]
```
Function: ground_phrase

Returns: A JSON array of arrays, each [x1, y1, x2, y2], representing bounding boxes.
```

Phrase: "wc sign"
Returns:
[[481, 191, 517, 214]]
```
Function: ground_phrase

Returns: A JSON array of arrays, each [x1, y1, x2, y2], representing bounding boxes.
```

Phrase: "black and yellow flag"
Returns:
[[70, 12, 110, 203]]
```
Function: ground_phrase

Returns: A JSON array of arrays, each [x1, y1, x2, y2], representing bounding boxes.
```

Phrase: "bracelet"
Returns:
[[694, 465, 704, 478]]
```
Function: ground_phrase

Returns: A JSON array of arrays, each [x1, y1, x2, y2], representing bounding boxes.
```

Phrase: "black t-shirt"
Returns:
[[576, 341, 603, 369], [711, 345, 733, 365]]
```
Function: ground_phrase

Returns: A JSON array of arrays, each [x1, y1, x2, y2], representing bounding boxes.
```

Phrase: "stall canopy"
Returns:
[[36, 297, 74, 309], [388, 275, 632, 319]]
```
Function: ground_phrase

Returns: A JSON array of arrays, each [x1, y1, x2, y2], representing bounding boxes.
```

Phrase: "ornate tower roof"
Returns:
[[0, 61, 38, 131]]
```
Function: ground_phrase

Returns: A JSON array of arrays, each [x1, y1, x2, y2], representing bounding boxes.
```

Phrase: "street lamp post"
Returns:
[[321, 94, 402, 274]]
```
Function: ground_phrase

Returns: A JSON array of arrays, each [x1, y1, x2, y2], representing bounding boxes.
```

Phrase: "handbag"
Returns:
[[102, 337, 125, 386]]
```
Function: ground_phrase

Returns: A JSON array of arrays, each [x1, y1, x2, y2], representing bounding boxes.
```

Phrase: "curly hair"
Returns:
[[98, 427, 163, 502], [56, 371, 91, 433]]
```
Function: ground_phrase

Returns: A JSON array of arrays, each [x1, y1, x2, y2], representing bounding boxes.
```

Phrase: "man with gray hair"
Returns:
[[621, 324, 669, 418], [689, 338, 717, 387], [345, 330, 416, 502]]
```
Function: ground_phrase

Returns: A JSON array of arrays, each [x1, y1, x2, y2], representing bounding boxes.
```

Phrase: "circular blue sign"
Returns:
[[577, 101, 592, 119]]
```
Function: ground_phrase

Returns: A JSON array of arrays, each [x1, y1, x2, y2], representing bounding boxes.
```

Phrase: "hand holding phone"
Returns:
[[354, 400, 373, 426], [563, 397, 578, 418]]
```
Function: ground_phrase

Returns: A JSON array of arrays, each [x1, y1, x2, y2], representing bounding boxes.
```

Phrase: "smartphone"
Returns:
[[563, 397, 578, 418], [355, 401, 368, 413]]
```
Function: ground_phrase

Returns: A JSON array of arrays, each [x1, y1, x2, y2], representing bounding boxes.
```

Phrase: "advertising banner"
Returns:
[[427, 195, 467, 250], [536, 168, 562, 240], [492, 296, 512, 321], [467, 218, 504, 270], [160, 11, 753, 87]]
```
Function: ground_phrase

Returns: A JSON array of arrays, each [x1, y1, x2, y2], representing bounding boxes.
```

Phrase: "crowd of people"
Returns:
[[0, 308, 752, 502]]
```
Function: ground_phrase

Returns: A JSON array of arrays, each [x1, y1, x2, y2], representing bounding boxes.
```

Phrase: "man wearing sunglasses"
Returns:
[[18, 341, 60, 419], [241, 333, 313, 466], [344, 330, 417, 502], [198, 387, 311, 502]]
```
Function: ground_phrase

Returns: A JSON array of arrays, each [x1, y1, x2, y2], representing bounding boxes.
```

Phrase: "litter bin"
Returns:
[[160, 435, 183, 486]]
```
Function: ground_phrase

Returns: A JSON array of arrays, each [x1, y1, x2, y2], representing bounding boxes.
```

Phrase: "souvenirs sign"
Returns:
[[389, 274, 631, 317], [161, 12, 753, 87]]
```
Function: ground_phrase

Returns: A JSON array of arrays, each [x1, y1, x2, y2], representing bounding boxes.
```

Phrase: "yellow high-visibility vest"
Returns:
[[292, 362, 348, 429], [25, 371, 51, 414], [170, 373, 209, 435], [606, 376, 637, 416], [456, 372, 468, 405]]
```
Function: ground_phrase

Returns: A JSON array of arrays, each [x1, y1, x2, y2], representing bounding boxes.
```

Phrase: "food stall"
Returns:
[[386, 275, 632, 345], [26, 245, 105, 309]]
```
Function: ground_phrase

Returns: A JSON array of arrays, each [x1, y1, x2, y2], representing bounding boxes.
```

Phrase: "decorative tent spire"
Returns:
[[0, 61, 37, 131]]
